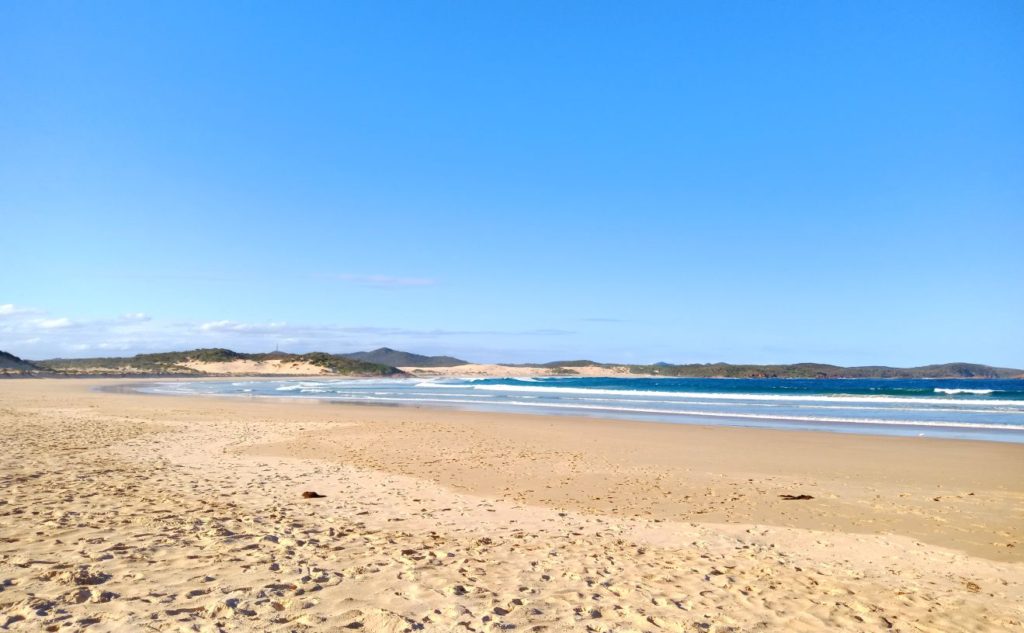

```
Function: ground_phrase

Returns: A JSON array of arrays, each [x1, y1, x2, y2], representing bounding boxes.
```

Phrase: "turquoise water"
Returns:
[[142, 377, 1024, 443]]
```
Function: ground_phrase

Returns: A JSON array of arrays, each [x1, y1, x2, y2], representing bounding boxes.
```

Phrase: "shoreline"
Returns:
[[110, 377, 1022, 445], [122, 376, 1024, 445], [245, 395, 1024, 562], [2, 378, 1022, 631], [49, 379, 1024, 559]]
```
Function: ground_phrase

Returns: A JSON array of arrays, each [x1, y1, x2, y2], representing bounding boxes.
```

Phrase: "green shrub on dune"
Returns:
[[33, 349, 402, 376]]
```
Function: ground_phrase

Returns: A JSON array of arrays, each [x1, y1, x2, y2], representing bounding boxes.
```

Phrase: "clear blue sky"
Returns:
[[2, 1, 1022, 366]]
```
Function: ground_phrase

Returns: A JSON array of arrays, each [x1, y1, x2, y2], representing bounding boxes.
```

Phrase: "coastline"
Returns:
[[128, 375, 1024, 445], [7, 360, 1022, 380], [249, 395, 1024, 562], [1, 378, 1022, 631], [111, 379, 1024, 556]]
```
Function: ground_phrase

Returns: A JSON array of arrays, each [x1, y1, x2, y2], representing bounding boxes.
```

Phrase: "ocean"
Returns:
[[142, 376, 1024, 443]]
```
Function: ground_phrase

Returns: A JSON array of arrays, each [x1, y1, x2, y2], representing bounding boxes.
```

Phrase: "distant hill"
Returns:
[[506, 360, 602, 368], [0, 350, 44, 374], [500, 360, 1021, 379], [340, 347, 468, 367], [626, 361, 1023, 379], [11, 347, 1021, 380], [36, 348, 404, 377]]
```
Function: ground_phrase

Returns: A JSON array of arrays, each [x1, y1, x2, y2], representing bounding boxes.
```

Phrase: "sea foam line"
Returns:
[[468, 384, 1024, 407], [229, 386, 1022, 415], [530, 395, 1018, 415], [315, 395, 1022, 431], [136, 384, 1024, 432]]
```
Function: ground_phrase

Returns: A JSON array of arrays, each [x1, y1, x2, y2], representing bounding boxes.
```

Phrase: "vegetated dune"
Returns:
[[32, 349, 404, 377]]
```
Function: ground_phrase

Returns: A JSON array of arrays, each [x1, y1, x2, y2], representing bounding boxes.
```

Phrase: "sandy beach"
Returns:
[[1, 378, 1022, 632]]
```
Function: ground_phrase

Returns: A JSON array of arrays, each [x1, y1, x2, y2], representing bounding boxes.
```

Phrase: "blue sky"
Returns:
[[1, 1, 1022, 365]]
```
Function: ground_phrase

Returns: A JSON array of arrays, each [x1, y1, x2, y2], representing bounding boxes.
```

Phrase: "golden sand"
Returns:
[[1, 378, 1021, 631]]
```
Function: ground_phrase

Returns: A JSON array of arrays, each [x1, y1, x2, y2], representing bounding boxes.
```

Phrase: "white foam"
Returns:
[[414, 381, 467, 389], [292, 394, 1023, 431], [543, 395, 1014, 415], [274, 384, 308, 391], [470, 384, 1024, 407], [934, 388, 995, 395]]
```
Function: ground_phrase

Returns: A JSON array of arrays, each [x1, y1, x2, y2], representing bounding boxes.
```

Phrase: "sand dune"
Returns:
[[400, 364, 637, 377], [1, 379, 1021, 631], [178, 359, 334, 375]]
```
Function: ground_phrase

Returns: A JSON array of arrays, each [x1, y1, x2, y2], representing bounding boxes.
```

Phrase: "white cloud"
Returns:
[[38, 317, 74, 329], [0, 303, 572, 360], [197, 320, 288, 334], [197, 320, 232, 332], [0, 304, 39, 317]]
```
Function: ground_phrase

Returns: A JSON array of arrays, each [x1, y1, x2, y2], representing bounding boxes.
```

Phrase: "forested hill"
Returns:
[[623, 361, 1022, 379], [340, 347, 468, 367], [0, 351, 42, 373]]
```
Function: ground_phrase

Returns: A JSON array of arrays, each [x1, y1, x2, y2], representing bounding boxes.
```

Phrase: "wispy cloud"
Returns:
[[38, 317, 75, 329], [0, 302, 572, 359], [0, 303, 41, 317], [197, 320, 289, 334], [521, 328, 575, 336], [1, 304, 166, 356], [323, 273, 437, 288]]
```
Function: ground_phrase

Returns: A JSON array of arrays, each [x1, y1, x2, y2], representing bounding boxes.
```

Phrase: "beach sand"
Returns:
[[1, 379, 1022, 631]]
